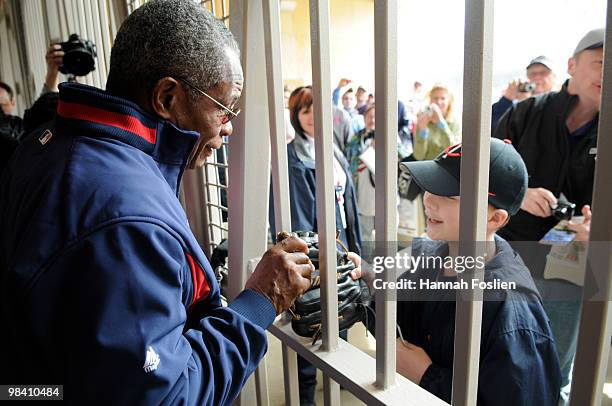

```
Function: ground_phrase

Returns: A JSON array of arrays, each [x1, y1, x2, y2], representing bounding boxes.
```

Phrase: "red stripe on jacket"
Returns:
[[57, 100, 157, 144], [186, 252, 211, 306]]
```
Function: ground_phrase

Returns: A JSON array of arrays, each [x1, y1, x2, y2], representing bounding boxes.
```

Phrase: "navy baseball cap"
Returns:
[[399, 138, 528, 215]]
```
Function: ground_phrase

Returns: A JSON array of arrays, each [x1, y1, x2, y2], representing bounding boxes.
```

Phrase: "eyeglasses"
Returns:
[[177, 77, 241, 125]]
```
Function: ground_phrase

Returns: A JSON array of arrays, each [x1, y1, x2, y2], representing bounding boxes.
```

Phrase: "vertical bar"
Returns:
[[221, 0, 228, 21], [82, 0, 99, 87], [97, 0, 114, 82], [309, 1, 340, 404], [374, 0, 398, 389], [569, 12, 612, 406], [44, 0, 63, 40], [204, 160, 224, 246], [254, 355, 270, 406], [262, 0, 291, 237], [227, 1, 273, 405], [89, 0, 109, 85], [281, 343, 301, 406], [182, 168, 212, 256], [452, 0, 494, 405]]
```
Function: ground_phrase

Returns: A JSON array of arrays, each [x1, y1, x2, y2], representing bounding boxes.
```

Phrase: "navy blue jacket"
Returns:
[[0, 83, 276, 405], [491, 96, 513, 135], [369, 236, 561, 405], [269, 139, 362, 254]]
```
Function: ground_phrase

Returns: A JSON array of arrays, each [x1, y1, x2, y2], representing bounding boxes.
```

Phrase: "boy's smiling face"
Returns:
[[423, 191, 510, 242], [423, 192, 461, 241]]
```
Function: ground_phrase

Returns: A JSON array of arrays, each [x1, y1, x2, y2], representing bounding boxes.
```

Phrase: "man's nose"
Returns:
[[221, 121, 233, 137]]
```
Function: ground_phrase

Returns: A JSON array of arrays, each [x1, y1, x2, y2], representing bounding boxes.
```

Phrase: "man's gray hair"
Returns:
[[106, 0, 239, 101]]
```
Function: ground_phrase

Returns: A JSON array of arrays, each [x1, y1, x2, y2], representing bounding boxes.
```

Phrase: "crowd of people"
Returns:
[[273, 28, 602, 406], [0, 0, 605, 404]]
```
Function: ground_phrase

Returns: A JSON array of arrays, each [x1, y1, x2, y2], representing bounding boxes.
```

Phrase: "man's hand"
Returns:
[[521, 187, 557, 217], [396, 338, 433, 384], [337, 78, 352, 89], [245, 236, 314, 315], [502, 79, 531, 102], [566, 205, 592, 242], [45, 43, 64, 92]]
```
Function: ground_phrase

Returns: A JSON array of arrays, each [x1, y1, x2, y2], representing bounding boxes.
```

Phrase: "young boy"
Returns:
[[354, 138, 561, 405]]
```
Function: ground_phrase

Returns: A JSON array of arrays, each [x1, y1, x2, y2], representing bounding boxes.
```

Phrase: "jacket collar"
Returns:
[[56, 82, 200, 163], [56, 82, 200, 192]]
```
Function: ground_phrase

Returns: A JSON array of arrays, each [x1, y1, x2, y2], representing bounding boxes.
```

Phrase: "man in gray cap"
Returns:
[[491, 55, 556, 131], [494, 27, 604, 406]]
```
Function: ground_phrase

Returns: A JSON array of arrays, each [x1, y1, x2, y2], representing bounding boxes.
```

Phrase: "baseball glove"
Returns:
[[277, 231, 372, 345]]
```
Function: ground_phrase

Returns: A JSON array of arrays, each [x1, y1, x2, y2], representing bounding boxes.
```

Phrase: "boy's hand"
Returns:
[[521, 187, 557, 217], [348, 252, 377, 291], [396, 338, 432, 384], [566, 205, 592, 242]]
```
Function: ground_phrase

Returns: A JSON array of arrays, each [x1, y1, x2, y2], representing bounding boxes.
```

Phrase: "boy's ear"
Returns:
[[488, 208, 509, 232]]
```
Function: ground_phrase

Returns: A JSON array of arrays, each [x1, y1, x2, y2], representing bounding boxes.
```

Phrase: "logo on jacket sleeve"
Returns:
[[143, 346, 160, 373]]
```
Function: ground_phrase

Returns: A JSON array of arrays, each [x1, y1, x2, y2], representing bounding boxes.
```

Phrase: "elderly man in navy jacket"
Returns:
[[0, 1, 315, 405]]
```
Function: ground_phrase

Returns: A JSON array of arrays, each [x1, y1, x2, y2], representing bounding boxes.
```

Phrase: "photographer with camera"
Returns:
[[22, 35, 97, 137], [491, 55, 556, 132], [413, 84, 460, 161], [493, 29, 602, 406]]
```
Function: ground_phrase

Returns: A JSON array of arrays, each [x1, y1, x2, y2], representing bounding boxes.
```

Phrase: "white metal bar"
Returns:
[[309, 0, 340, 404], [258, 0, 300, 398], [263, 0, 291, 233], [373, 0, 398, 390], [44, 0, 63, 41], [204, 158, 224, 245], [281, 341, 301, 406], [82, 0, 98, 87], [269, 320, 450, 406], [57, 0, 69, 40], [97, 0, 114, 88], [74, 0, 93, 86], [568, 11, 612, 406], [181, 168, 211, 256], [227, 1, 273, 405], [89, 0, 108, 85], [452, 0, 494, 405]]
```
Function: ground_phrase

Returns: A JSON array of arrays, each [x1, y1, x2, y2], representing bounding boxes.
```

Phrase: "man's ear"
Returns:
[[151, 77, 183, 120], [487, 208, 509, 233], [568, 56, 576, 76]]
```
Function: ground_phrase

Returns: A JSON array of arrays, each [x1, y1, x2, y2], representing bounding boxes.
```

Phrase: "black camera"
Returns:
[[552, 201, 576, 221], [59, 34, 97, 77], [518, 82, 536, 93]]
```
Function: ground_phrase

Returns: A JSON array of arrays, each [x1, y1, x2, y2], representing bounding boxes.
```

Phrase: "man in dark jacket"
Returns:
[[493, 28, 603, 406], [0, 82, 24, 140], [491, 55, 556, 133], [0, 1, 315, 404]]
